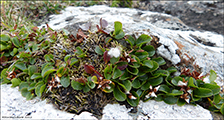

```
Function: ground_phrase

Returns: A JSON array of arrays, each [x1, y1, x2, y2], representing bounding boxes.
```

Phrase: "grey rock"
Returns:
[[1, 5, 223, 120], [102, 104, 132, 119]]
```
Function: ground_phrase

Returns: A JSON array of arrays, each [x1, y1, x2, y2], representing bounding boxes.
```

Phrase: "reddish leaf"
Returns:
[[32, 26, 39, 32], [136, 49, 145, 52], [46, 24, 57, 38], [96, 25, 110, 35], [117, 65, 128, 71], [84, 64, 103, 79], [14, 24, 17, 30], [100, 18, 108, 29], [77, 29, 88, 38], [103, 51, 110, 64], [76, 77, 87, 84], [0, 56, 8, 66], [84, 64, 95, 74], [79, 22, 91, 31], [69, 34, 77, 42]]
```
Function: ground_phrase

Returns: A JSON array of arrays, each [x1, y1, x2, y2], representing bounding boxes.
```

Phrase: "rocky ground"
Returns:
[[134, 1, 224, 35], [32, 1, 224, 36]]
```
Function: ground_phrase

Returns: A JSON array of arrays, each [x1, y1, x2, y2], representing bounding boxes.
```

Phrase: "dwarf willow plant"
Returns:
[[0, 19, 223, 115]]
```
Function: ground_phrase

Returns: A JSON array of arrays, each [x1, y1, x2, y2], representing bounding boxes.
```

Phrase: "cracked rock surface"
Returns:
[[1, 5, 223, 119]]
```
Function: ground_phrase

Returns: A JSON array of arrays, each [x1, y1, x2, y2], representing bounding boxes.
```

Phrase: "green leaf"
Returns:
[[0, 34, 10, 41], [125, 35, 135, 47], [132, 79, 141, 89], [200, 83, 220, 95], [213, 94, 221, 104], [19, 82, 29, 91], [209, 70, 217, 83], [167, 66, 177, 73], [28, 65, 38, 76], [29, 58, 36, 65], [11, 37, 21, 47], [21, 88, 30, 97], [155, 94, 164, 101], [127, 91, 139, 107], [1, 68, 10, 84], [35, 83, 45, 97], [135, 51, 148, 61], [105, 37, 112, 44], [193, 88, 213, 97], [83, 85, 90, 92], [171, 76, 183, 86], [40, 84, 46, 95], [60, 76, 70, 88], [64, 54, 71, 62], [102, 82, 115, 93], [11, 78, 21, 87], [95, 46, 104, 55], [41, 66, 56, 77], [164, 96, 178, 105], [177, 98, 186, 106], [31, 73, 42, 79], [0, 44, 8, 51], [136, 34, 151, 47], [56, 67, 65, 77], [15, 62, 27, 71], [141, 81, 151, 90], [113, 86, 126, 101], [220, 104, 224, 115], [188, 77, 198, 88], [91, 76, 98, 83], [141, 61, 159, 73], [71, 80, 84, 90], [148, 76, 163, 86], [127, 67, 139, 75], [70, 58, 79, 66], [110, 57, 119, 64], [165, 76, 174, 87], [152, 57, 166, 66], [159, 84, 170, 93], [26, 92, 33, 100], [75, 47, 83, 55], [153, 70, 169, 77], [113, 21, 125, 39], [120, 80, 132, 91], [116, 62, 128, 70], [119, 70, 130, 80], [10, 48, 18, 56], [28, 82, 36, 91], [114, 30, 125, 39], [191, 95, 201, 101], [44, 54, 54, 62], [167, 89, 184, 96], [104, 64, 113, 80], [112, 66, 122, 79], [143, 60, 153, 68], [138, 74, 148, 81], [87, 77, 95, 89], [142, 45, 155, 57]]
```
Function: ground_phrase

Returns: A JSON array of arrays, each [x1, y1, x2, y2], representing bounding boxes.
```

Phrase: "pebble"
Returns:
[[154, 105, 159, 110], [160, 109, 165, 113]]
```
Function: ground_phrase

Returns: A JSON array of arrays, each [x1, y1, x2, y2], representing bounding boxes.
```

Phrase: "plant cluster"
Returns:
[[0, 18, 223, 115]]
